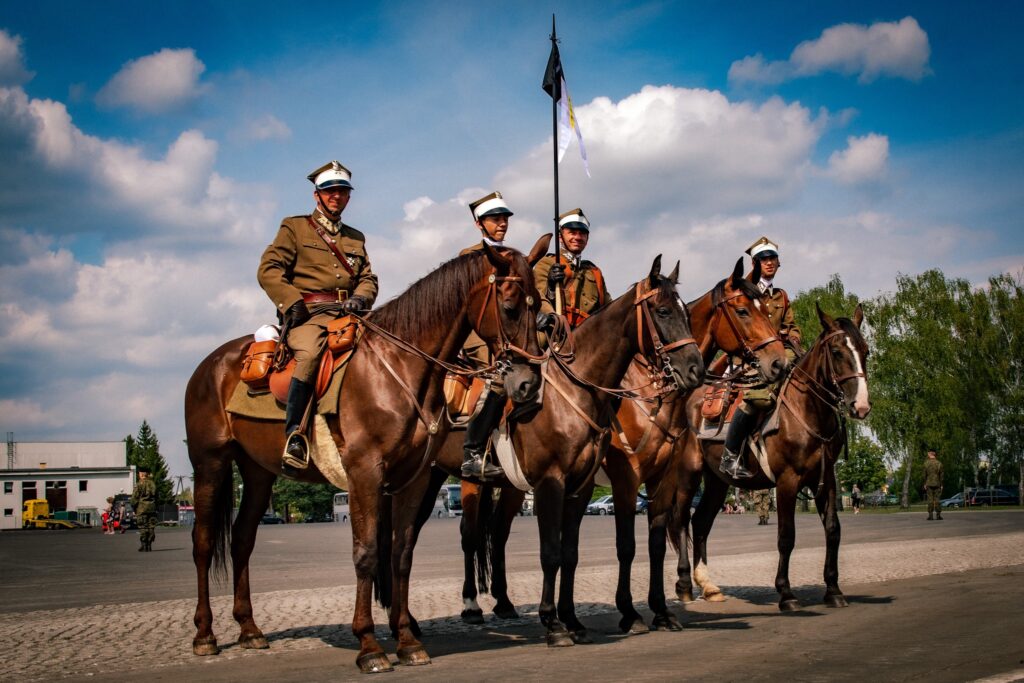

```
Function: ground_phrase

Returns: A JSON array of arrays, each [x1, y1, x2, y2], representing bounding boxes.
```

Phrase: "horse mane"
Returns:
[[371, 250, 493, 340]]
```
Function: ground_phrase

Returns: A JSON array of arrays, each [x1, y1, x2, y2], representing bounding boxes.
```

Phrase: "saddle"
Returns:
[[443, 372, 488, 423]]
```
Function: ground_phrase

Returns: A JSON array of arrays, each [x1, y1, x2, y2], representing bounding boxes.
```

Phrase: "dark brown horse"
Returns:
[[401, 256, 704, 646], [184, 238, 547, 673], [672, 304, 871, 610], [604, 258, 787, 634]]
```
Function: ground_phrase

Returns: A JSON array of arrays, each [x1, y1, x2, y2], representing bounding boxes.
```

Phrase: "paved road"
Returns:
[[2, 509, 1023, 681]]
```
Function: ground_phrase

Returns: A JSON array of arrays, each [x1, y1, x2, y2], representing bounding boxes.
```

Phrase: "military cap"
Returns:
[[137, 465, 151, 474], [558, 208, 590, 232], [469, 191, 513, 221], [308, 161, 354, 190], [746, 236, 779, 260]]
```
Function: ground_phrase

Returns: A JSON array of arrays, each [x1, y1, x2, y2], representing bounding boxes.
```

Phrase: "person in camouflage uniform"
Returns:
[[752, 488, 773, 525], [131, 467, 158, 552], [720, 236, 802, 479], [923, 449, 944, 520]]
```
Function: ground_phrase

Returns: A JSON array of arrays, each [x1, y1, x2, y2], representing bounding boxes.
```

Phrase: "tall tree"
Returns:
[[791, 273, 861, 343], [986, 273, 1024, 499], [271, 479, 339, 521], [127, 420, 174, 505]]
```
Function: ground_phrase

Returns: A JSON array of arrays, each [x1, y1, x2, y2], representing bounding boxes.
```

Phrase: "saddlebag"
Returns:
[[326, 315, 358, 355], [240, 340, 278, 390], [701, 381, 732, 422]]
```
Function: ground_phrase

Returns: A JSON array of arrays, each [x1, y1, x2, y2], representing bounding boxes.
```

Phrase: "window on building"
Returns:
[[3, 508, 12, 517], [79, 480, 88, 492], [3, 482, 11, 494], [22, 481, 37, 500]]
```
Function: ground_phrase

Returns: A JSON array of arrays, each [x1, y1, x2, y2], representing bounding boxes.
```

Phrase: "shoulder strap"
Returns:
[[591, 264, 606, 307], [307, 217, 357, 278]]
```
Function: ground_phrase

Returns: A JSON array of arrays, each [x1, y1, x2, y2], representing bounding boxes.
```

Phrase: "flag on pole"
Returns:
[[542, 38, 590, 177]]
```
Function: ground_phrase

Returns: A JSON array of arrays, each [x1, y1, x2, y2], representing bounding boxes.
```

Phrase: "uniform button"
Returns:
[[336, 274, 341, 278]]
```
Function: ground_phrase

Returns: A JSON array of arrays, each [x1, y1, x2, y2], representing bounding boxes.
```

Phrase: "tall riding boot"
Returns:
[[720, 407, 757, 479], [462, 391, 506, 479], [282, 378, 315, 470]]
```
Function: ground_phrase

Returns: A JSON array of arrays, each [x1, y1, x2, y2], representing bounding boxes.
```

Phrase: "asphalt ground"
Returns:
[[1, 508, 1022, 681]]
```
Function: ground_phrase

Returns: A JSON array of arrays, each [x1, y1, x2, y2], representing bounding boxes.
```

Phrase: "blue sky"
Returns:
[[1, 2, 1022, 479]]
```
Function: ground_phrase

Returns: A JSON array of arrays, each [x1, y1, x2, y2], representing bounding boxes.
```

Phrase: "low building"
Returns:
[[1, 439, 134, 530]]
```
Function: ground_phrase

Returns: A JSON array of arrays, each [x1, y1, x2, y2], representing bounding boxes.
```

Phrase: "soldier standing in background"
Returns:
[[752, 488, 773, 525], [923, 449, 944, 520], [131, 467, 158, 552]]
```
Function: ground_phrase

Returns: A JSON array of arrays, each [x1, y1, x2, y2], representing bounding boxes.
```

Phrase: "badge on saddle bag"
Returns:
[[240, 340, 278, 390], [701, 381, 732, 422], [326, 315, 357, 354]]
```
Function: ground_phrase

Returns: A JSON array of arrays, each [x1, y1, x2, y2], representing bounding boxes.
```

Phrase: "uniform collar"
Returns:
[[561, 248, 581, 269], [313, 208, 341, 234], [758, 277, 775, 296], [482, 236, 504, 248]]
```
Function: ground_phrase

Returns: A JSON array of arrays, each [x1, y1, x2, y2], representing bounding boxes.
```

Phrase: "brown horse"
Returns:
[[184, 237, 547, 673], [400, 256, 705, 646], [604, 258, 787, 634], [672, 304, 871, 610]]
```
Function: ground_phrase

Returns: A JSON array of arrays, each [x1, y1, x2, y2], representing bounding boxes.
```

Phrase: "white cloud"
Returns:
[[96, 48, 206, 112], [239, 114, 292, 142], [826, 133, 889, 185], [0, 29, 33, 85], [730, 17, 931, 85]]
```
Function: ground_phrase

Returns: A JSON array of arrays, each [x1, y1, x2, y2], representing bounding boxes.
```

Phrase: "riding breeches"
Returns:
[[286, 312, 337, 383]]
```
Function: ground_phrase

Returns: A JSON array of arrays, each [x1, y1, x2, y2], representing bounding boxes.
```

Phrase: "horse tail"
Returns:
[[373, 492, 393, 611], [209, 468, 234, 580], [666, 495, 682, 555], [475, 485, 496, 594]]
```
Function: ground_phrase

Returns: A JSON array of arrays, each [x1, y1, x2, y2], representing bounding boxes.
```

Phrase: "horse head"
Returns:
[[816, 302, 871, 419], [472, 236, 546, 403], [636, 255, 705, 392], [714, 257, 788, 382]]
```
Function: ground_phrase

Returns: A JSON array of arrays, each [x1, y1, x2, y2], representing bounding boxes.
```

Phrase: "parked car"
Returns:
[[636, 495, 649, 515], [863, 490, 898, 507], [941, 492, 967, 509], [586, 495, 615, 515], [970, 487, 1020, 506], [260, 514, 286, 524]]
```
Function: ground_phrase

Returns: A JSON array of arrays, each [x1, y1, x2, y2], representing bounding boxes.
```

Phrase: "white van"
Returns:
[[333, 492, 350, 522]]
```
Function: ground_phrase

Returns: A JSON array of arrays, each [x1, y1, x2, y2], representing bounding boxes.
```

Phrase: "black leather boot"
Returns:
[[462, 391, 506, 479], [282, 378, 315, 470], [720, 407, 757, 479]]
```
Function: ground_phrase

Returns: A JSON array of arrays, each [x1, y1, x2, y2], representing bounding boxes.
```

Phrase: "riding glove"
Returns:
[[286, 300, 310, 327], [341, 295, 366, 314], [547, 263, 566, 287]]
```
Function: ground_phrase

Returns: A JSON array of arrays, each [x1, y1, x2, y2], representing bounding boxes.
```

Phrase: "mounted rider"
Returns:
[[258, 161, 378, 471], [533, 207, 612, 331], [719, 236, 802, 479], [458, 191, 515, 480]]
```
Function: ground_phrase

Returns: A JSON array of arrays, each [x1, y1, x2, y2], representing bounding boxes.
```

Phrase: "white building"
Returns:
[[1, 439, 134, 530]]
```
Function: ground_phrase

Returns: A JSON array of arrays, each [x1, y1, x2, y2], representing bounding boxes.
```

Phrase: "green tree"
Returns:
[[125, 420, 174, 505], [836, 432, 888, 493], [271, 479, 339, 521], [985, 272, 1024, 498], [791, 273, 861, 345]]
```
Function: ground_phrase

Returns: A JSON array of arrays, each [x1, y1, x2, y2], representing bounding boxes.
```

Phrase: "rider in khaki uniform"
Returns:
[[533, 208, 612, 330], [258, 161, 378, 469], [720, 236, 802, 478], [459, 191, 515, 479], [923, 449, 944, 520]]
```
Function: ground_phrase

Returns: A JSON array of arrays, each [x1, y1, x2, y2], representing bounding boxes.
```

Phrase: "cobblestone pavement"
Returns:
[[2, 520, 1023, 681]]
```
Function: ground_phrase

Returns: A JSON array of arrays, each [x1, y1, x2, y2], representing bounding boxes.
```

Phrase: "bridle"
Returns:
[[788, 329, 866, 414], [468, 266, 546, 368], [703, 284, 778, 367]]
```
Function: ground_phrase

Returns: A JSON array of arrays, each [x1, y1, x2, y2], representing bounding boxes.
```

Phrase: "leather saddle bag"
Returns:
[[444, 374, 487, 418], [326, 315, 358, 355], [240, 340, 278, 390], [701, 381, 732, 422]]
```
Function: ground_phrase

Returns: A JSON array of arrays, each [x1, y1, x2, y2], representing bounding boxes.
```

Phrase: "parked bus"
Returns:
[[335, 486, 460, 523], [333, 492, 350, 522]]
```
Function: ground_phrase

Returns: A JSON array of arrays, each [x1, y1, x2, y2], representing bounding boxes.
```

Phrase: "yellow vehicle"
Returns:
[[21, 499, 86, 529]]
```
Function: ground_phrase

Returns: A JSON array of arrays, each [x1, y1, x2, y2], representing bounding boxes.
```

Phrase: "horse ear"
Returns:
[[481, 241, 510, 272], [853, 303, 864, 328], [668, 260, 680, 285], [528, 233, 553, 267], [730, 257, 744, 286], [816, 301, 836, 330], [647, 254, 663, 287], [750, 258, 762, 283]]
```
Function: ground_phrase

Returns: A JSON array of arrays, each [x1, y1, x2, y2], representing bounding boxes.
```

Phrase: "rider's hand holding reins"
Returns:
[[286, 300, 310, 326], [342, 295, 367, 314]]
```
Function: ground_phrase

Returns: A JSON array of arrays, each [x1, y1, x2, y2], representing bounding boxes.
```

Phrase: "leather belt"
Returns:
[[303, 290, 349, 304]]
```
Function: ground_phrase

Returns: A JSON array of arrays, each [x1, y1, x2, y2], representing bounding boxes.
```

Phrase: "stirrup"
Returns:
[[720, 450, 754, 479], [282, 432, 311, 470]]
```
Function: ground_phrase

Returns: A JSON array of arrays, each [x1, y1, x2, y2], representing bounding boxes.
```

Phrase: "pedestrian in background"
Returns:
[[923, 449, 944, 521], [752, 488, 772, 525], [131, 467, 158, 551], [852, 484, 862, 515]]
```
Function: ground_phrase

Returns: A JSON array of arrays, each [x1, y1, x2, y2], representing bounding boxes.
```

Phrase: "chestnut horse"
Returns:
[[184, 238, 546, 673], [672, 304, 871, 610], [603, 258, 787, 634], [400, 256, 705, 646]]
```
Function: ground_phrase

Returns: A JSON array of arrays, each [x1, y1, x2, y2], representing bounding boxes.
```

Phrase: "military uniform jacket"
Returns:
[[258, 211, 379, 315], [131, 477, 157, 515], [761, 286, 802, 350], [534, 253, 611, 325], [923, 458, 944, 487]]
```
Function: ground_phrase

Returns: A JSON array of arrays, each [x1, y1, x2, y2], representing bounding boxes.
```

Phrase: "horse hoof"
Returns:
[[824, 594, 849, 608], [702, 590, 726, 603], [192, 637, 220, 656], [677, 589, 695, 603], [619, 616, 649, 635], [239, 633, 269, 650], [779, 599, 801, 612], [356, 651, 394, 674], [547, 631, 575, 648], [569, 629, 593, 644], [461, 608, 485, 625], [652, 614, 684, 632], [397, 645, 431, 666], [493, 603, 520, 620]]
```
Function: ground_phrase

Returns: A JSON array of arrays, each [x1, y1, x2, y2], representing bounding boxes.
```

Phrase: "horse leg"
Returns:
[[490, 488, 525, 619], [647, 508, 682, 631], [691, 472, 728, 602], [557, 481, 595, 644], [534, 476, 572, 647], [389, 475, 433, 667], [673, 436, 702, 603], [404, 466, 447, 638], [459, 481, 485, 624], [608, 466, 645, 634], [348, 483, 393, 673], [774, 473, 801, 611], [230, 460, 276, 649], [815, 470, 847, 608], [190, 446, 235, 656]]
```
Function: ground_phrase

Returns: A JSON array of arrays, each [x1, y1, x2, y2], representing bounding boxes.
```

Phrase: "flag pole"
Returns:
[[549, 14, 563, 315]]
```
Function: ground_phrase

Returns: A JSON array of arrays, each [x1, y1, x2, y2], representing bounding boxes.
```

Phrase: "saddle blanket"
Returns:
[[225, 350, 353, 420]]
